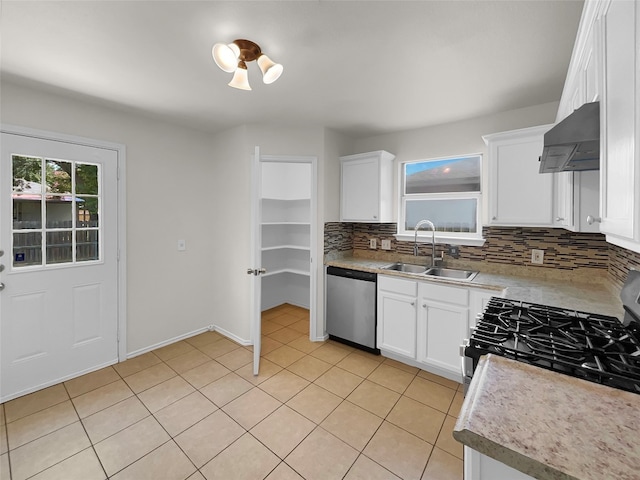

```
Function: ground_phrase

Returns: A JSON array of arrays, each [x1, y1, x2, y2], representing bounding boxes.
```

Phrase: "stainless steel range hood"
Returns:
[[539, 102, 600, 173]]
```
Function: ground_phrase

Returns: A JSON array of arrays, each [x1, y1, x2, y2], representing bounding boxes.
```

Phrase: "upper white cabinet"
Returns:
[[483, 125, 555, 227], [340, 150, 395, 223]]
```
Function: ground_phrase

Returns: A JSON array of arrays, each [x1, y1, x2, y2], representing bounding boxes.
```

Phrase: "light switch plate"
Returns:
[[178, 239, 186, 251], [369, 238, 377, 249]]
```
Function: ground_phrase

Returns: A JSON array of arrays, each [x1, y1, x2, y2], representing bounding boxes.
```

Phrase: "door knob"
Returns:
[[555, 217, 564, 222], [247, 268, 254, 275], [586, 215, 601, 225]]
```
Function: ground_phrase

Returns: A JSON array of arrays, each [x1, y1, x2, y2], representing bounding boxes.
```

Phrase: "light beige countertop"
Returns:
[[453, 354, 640, 480], [325, 255, 624, 319]]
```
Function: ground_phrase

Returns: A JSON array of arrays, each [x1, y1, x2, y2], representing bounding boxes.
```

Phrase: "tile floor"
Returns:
[[0, 304, 464, 480]]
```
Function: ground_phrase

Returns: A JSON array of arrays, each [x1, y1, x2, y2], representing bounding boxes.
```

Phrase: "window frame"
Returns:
[[395, 154, 485, 246]]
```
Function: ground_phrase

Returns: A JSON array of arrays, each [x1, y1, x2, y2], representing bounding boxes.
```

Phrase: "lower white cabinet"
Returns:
[[377, 274, 503, 381], [464, 447, 537, 480]]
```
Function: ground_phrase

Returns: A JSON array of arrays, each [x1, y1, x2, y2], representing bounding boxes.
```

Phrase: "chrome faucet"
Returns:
[[414, 219, 437, 268]]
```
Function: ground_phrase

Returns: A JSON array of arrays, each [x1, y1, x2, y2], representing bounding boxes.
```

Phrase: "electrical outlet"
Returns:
[[381, 239, 392, 250], [369, 238, 377, 249], [531, 249, 544, 264]]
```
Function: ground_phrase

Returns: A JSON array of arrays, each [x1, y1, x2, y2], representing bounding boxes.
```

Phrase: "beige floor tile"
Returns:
[[200, 373, 254, 407], [270, 313, 300, 327], [346, 380, 401, 418], [435, 415, 463, 459], [222, 388, 281, 429], [64, 367, 120, 398], [113, 352, 162, 378], [0, 453, 9, 480], [10, 422, 90, 480], [29, 447, 106, 480], [261, 307, 287, 321], [187, 472, 207, 480], [138, 376, 195, 413], [264, 345, 306, 368], [165, 349, 211, 374], [197, 338, 241, 358], [320, 401, 382, 451], [264, 462, 304, 480], [216, 347, 253, 371], [314, 366, 363, 398], [422, 447, 463, 480], [417, 370, 461, 390], [181, 359, 231, 389], [5, 384, 69, 423], [286, 355, 332, 382], [123, 362, 176, 394], [259, 336, 285, 355], [7, 400, 78, 450], [259, 370, 310, 403], [72, 380, 133, 419], [175, 410, 244, 467], [386, 396, 445, 444], [344, 454, 401, 480], [153, 340, 196, 361], [286, 427, 358, 480], [289, 319, 309, 335], [81, 396, 149, 444], [261, 320, 286, 335], [363, 421, 432, 480], [0, 404, 5, 424], [286, 384, 342, 424], [200, 433, 280, 480], [309, 343, 352, 364], [94, 416, 169, 476], [337, 352, 383, 378], [383, 358, 420, 374], [287, 336, 323, 354], [154, 391, 217, 437], [448, 391, 465, 417], [184, 331, 224, 349], [367, 363, 415, 393], [0, 424, 7, 455], [110, 440, 196, 480], [404, 377, 456, 413], [251, 405, 315, 458], [268, 327, 304, 344], [235, 358, 282, 385]]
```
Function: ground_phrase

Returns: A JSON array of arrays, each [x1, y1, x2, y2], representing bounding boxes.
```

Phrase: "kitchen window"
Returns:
[[397, 154, 484, 245]]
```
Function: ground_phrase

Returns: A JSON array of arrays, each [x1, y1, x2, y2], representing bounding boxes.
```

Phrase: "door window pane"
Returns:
[[46, 231, 73, 264], [13, 195, 42, 229], [13, 232, 42, 267], [13, 156, 42, 192], [405, 198, 478, 233], [405, 156, 481, 194], [77, 197, 99, 227], [45, 196, 73, 228], [45, 159, 72, 194], [75, 163, 99, 195], [76, 230, 99, 262]]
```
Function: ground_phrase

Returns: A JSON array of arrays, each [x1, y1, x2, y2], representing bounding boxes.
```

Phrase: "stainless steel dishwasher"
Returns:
[[326, 266, 379, 354]]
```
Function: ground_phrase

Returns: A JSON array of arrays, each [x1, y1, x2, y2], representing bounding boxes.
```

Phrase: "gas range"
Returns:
[[462, 270, 640, 395]]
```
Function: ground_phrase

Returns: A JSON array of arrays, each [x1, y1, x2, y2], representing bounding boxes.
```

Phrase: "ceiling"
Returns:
[[0, 1, 584, 138]]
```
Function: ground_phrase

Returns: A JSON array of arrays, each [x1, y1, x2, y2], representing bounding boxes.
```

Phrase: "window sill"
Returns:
[[394, 234, 486, 247]]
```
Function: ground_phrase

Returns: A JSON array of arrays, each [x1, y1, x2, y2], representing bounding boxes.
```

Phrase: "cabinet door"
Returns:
[[341, 156, 380, 222], [377, 290, 417, 358], [417, 298, 468, 378], [469, 288, 503, 330], [600, 0, 637, 242]]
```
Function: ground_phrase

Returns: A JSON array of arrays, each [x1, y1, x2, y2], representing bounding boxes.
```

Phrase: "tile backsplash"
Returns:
[[324, 222, 640, 289]]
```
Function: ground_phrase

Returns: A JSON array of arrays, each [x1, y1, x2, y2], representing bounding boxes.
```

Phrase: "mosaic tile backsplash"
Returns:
[[324, 222, 640, 289]]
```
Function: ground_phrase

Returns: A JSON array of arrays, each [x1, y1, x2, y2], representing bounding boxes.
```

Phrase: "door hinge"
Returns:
[[117, 249, 120, 261]]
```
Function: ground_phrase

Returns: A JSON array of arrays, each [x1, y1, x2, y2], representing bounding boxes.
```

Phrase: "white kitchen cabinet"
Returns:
[[483, 125, 555, 227], [464, 447, 537, 480], [598, 0, 639, 251], [340, 150, 395, 223], [417, 282, 469, 380], [469, 288, 503, 329], [377, 275, 417, 357]]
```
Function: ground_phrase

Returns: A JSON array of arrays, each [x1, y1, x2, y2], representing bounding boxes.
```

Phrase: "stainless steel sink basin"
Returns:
[[424, 267, 478, 281], [381, 262, 428, 274]]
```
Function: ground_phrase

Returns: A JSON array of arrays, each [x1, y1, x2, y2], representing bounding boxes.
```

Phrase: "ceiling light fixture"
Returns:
[[212, 39, 283, 91]]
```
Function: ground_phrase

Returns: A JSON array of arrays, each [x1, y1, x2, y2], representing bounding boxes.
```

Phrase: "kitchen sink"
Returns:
[[381, 262, 428, 274], [424, 267, 478, 281]]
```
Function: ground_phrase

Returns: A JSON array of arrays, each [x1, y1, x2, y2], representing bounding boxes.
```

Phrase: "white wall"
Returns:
[[1, 81, 218, 354]]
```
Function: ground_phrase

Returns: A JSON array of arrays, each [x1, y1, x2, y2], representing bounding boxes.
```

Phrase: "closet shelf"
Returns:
[[261, 245, 310, 252], [262, 269, 310, 278]]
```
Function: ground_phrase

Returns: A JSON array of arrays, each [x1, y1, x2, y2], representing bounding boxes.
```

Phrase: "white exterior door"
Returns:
[[1, 131, 120, 401]]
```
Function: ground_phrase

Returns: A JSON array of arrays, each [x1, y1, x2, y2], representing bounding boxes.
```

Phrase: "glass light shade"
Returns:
[[257, 54, 283, 84], [212, 43, 240, 73], [228, 66, 251, 90]]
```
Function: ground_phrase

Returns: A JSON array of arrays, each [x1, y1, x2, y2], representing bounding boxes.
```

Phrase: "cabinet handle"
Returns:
[[410, 302, 415, 306], [422, 303, 426, 308], [373, 215, 377, 219], [492, 216, 496, 221], [555, 217, 564, 222], [586, 215, 601, 225]]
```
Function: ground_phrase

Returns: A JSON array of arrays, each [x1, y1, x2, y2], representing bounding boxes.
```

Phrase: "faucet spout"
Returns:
[[414, 219, 436, 268]]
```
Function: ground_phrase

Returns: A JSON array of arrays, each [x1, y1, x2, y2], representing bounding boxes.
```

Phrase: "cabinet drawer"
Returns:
[[421, 282, 468, 306], [378, 275, 417, 296]]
